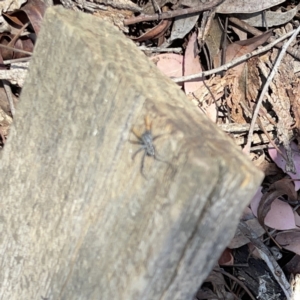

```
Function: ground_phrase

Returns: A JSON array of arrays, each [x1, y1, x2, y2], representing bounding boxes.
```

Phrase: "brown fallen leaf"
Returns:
[[131, 19, 172, 42], [3, 0, 46, 35], [183, 32, 203, 95], [0, 0, 46, 60], [276, 232, 300, 255], [216, 0, 286, 14], [150, 53, 183, 80], [218, 248, 233, 265], [0, 32, 33, 60], [257, 178, 297, 228], [208, 31, 272, 124], [288, 79, 300, 146]]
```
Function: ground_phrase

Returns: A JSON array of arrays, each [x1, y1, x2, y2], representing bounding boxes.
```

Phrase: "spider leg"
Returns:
[[154, 151, 175, 174], [132, 147, 144, 160], [154, 154, 167, 164], [128, 140, 143, 145], [145, 115, 152, 132], [152, 134, 163, 141], [140, 151, 147, 179]]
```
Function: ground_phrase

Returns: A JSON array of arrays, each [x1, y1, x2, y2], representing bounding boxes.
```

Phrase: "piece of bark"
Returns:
[[0, 6, 263, 300]]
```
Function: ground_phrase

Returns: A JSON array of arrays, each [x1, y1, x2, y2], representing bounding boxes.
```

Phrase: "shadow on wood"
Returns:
[[0, 6, 263, 300]]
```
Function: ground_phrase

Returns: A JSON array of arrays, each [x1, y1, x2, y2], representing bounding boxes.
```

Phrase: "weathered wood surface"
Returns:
[[0, 6, 263, 300]]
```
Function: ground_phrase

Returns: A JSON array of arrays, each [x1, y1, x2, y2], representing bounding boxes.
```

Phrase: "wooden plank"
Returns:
[[0, 6, 263, 299]]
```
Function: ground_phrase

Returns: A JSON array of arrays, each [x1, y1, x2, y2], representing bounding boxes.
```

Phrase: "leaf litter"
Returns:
[[2, 0, 300, 298], [121, 1, 300, 298]]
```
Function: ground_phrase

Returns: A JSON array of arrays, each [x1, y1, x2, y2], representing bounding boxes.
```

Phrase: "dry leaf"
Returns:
[[132, 19, 172, 42], [0, 0, 27, 13], [284, 255, 300, 275], [3, 0, 46, 34], [269, 142, 300, 191], [169, 13, 199, 42], [192, 75, 225, 104], [276, 232, 300, 255], [183, 32, 203, 94], [238, 4, 300, 27], [95, 0, 141, 12], [288, 79, 300, 146], [215, 32, 272, 123], [229, 218, 265, 249], [204, 17, 222, 65], [257, 49, 295, 172], [218, 248, 233, 265], [150, 53, 183, 80], [251, 186, 297, 230], [216, 0, 285, 14]]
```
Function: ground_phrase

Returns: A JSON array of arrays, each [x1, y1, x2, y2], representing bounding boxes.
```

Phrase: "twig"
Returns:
[[229, 17, 300, 61], [244, 26, 300, 154], [218, 122, 274, 133], [0, 22, 33, 58], [3, 56, 31, 65], [219, 263, 249, 267], [202, 79, 219, 116], [250, 144, 269, 151], [138, 46, 182, 53], [238, 221, 292, 299], [0, 44, 32, 56], [151, 0, 161, 14], [3, 80, 15, 117], [215, 267, 256, 300], [124, 0, 224, 25], [0, 62, 29, 87], [7, 21, 30, 50], [234, 131, 276, 146], [240, 97, 284, 156], [172, 29, 295, 83]]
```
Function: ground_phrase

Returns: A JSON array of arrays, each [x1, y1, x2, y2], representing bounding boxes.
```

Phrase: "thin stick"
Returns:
[[138, 46, 182, 53], [172, 29, 295, 83], [229, 17, 300, 60], [215, 268, 256, 300], [244, 26, 300, 154], [3, 80, 15, 117], [124, 0, 224, 25], [3, 56, 31, 65], [7, 21, 30, 50], [0, 44, 32, 56], [238, 221, 292, 299]]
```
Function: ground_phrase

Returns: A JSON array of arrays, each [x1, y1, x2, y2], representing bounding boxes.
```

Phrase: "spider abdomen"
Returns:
[[142, 130, 155, 156]]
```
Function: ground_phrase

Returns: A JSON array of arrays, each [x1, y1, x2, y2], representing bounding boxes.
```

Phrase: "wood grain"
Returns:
[[0, 6, 263, 299]]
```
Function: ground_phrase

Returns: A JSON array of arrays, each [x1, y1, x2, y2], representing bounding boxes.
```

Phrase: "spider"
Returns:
[[130, 115, 164, 178]]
